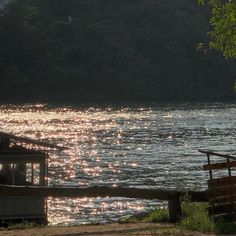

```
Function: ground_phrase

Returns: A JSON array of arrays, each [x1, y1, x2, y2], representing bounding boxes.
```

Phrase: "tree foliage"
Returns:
[[0, 0, 235, 102], [199, 0, 236, 58]]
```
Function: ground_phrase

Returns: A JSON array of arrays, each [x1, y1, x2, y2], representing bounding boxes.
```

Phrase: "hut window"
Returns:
[[14, 164, 26, 185], [26, 163, 32, 184], [33, 163, 40, 185], [0, 164, 13, 185], [26, 163, 40, 185]]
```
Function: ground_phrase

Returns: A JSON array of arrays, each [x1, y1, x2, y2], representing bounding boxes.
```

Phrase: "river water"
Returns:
[[0, 103, 235, 225]]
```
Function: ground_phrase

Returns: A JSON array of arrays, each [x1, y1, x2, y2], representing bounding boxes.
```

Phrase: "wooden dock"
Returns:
[[0, 185, 208, 222]]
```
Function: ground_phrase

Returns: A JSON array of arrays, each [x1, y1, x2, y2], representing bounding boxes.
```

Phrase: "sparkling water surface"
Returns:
[[0, 103, 235, 225]]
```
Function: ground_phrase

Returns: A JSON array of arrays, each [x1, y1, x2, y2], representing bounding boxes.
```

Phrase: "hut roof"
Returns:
[[0, 131, 68, 150]]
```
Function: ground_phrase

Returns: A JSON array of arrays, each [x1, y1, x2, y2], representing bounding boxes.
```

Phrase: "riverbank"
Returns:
[[0, 223, 217, 236]]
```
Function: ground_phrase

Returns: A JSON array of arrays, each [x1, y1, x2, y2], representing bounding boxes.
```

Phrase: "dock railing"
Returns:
[[0, 184, 208, 222]]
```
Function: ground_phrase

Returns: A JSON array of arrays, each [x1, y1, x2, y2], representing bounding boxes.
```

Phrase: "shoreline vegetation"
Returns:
[[124, 201, 236, 235]]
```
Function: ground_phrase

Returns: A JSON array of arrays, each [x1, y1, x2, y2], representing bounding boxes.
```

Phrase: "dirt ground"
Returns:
[[0, 223, 218, 236]]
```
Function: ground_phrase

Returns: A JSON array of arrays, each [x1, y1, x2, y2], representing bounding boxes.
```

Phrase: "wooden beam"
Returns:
[[0, 154, 45, 163], [208, 176, 236, 187], [199, 149, 236, 160], [203, 161, 236, 171], [0, 185, 208, 223], [0, 132, 68, 150], [208, 186, 236, 198], [209, 195, 236, 205], [209, 203, 236, 215], [0, 185, 208, 201]]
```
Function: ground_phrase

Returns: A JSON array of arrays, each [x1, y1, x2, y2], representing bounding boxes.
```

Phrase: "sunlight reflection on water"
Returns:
[[0, 103, 236, 225]]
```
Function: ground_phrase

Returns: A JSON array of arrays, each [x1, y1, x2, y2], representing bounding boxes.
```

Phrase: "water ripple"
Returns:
[[0, 103, 235, 225]]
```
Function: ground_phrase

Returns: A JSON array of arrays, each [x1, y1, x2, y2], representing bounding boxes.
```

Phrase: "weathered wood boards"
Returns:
[[208, 176, 236, 187], [199, 149, 236, 160], [0, 185, 207, 201], [203, 161, 236, 171], [208, 180, 236, 216], [200, 149, 236, 218], [208, 203, 236, 215]]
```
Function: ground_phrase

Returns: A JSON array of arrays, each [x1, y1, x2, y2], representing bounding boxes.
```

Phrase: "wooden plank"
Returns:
[[199, 149, 236, 160], [0, 185, 208, 201], [208, 186, 236, 198], [209, 195, 236, 205], [209, 203, 236, 215], [208, 176, 236, 188], [203, 161, 236, 171]]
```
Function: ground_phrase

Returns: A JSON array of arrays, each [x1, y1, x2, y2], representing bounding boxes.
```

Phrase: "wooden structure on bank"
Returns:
[[199, 149, 236, 219], [0, 132, 209, 224], [0, 185, 208, 223], [0, 132, 65, 224]]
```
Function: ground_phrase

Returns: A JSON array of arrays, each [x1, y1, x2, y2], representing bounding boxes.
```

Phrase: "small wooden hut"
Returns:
[[0, 132, 64, 224]]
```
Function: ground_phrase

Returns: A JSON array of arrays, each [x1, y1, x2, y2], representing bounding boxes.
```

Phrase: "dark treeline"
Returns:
[[0, 0, 235, 103]]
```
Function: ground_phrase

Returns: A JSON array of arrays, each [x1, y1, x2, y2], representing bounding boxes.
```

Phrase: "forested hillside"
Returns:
[[0, 0, 235, 103]]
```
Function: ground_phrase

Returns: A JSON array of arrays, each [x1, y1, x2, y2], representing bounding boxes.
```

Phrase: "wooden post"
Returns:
[[0, 136, 9, 150], [227, 157, 231, 177], [168, 196, 182, 222], [207, 154, 213, 179]]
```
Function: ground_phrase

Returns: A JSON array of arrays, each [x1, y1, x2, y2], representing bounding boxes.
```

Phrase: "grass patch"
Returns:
[[181, 201, 236, 234], [7, 221, 38, 230], [180, 202, 214, 233], [119, 215, 139, 223], [144, 207, 169, 223], [0, 220, 42, 230], [149, 227, 183, 236], [180, 193, 236, 234]]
